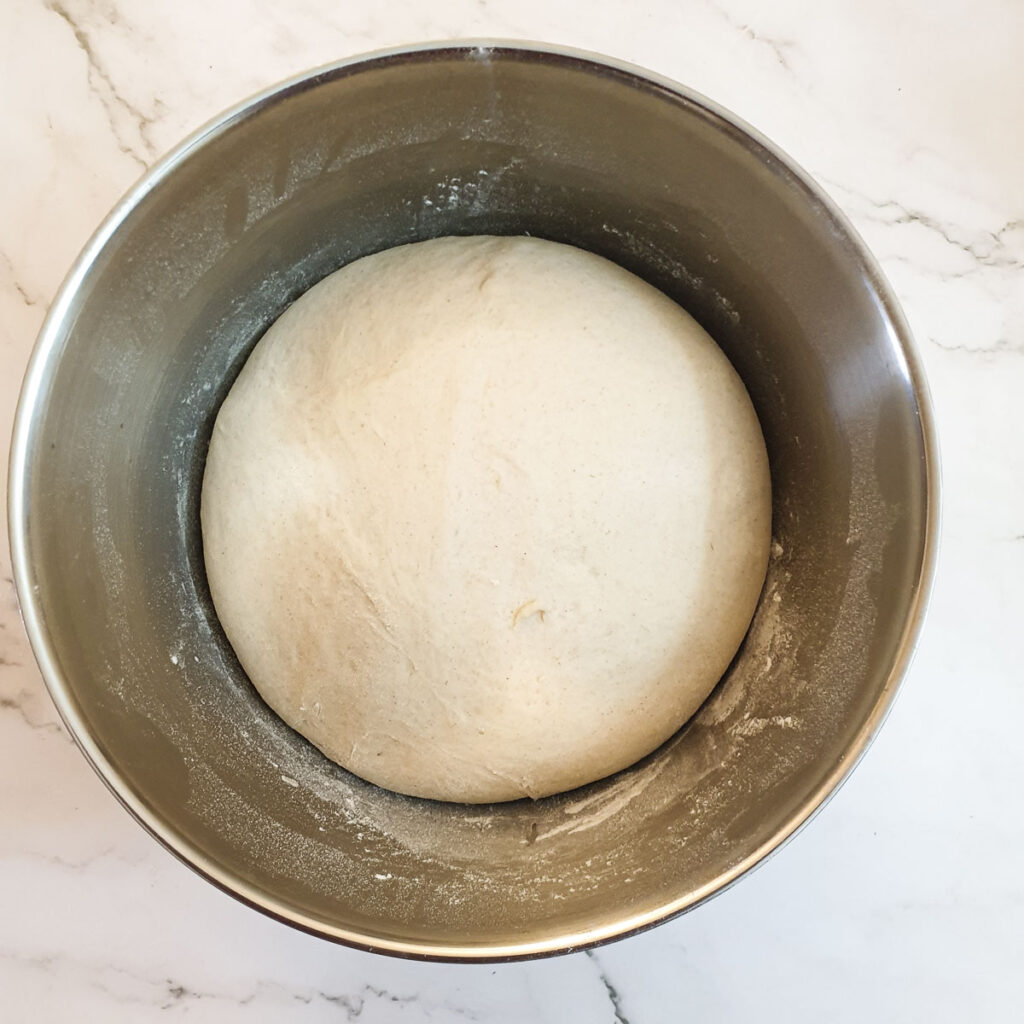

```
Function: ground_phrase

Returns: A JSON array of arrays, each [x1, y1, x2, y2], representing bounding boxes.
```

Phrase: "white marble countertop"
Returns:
[[2, 1, 1022, 1020]]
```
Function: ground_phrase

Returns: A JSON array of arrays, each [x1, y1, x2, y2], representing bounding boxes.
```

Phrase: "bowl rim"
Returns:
[[7, 38, 941, 962]]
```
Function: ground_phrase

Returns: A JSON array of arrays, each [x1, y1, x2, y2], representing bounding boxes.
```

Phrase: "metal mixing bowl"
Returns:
[[8, 42, 938, 960]]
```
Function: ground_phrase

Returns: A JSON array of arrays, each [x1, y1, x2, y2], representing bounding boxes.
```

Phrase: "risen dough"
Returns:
[[202, 236, 771, 803]]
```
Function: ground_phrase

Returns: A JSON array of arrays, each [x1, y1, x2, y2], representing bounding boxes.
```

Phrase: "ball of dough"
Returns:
[[201, 236, 771, 803]]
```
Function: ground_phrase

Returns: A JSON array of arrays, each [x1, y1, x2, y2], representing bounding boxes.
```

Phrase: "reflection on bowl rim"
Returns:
[[7, 39, 940, 962]]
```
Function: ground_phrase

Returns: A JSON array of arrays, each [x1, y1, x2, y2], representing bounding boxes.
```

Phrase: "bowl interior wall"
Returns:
[[22, 48, 929, 951]]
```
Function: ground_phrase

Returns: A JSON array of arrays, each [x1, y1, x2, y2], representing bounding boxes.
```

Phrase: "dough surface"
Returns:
[[201, 236, 771, 803]]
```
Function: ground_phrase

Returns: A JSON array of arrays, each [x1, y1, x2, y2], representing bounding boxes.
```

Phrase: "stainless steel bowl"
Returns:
[[8, 42, 938, 960]]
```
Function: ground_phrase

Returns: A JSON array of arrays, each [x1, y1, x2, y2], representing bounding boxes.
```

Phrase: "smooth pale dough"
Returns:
[[202, 236, 771, 803]]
